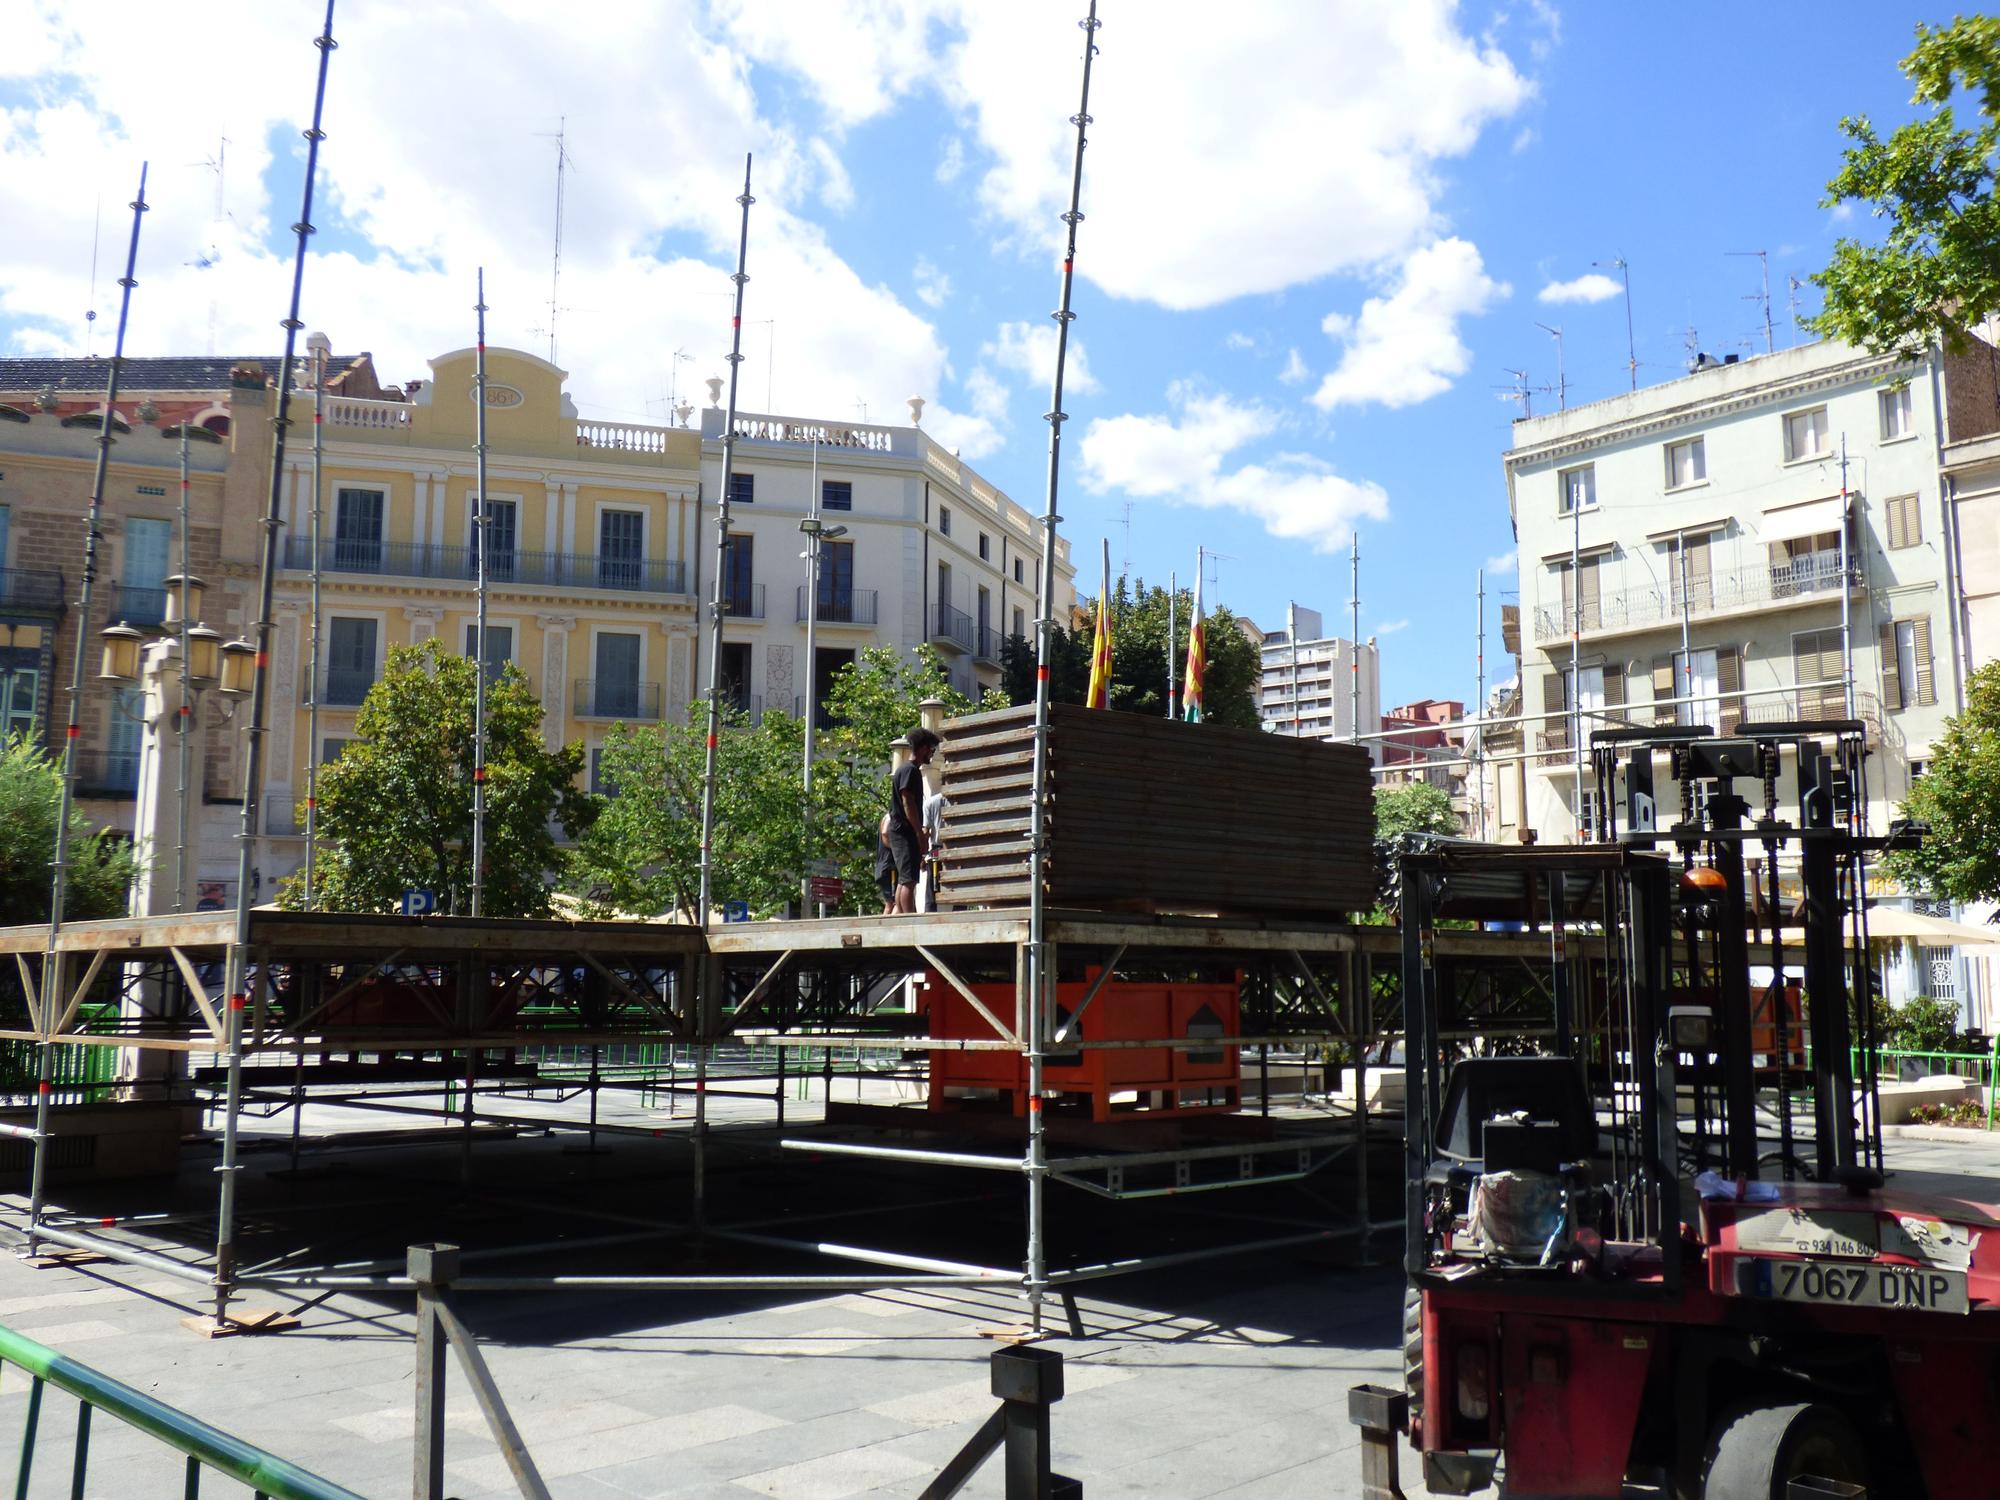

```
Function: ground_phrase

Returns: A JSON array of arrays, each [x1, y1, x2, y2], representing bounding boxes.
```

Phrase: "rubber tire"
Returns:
[[1402, 1283, 1423, 1428], [1701, 1399, 1868, 1500]]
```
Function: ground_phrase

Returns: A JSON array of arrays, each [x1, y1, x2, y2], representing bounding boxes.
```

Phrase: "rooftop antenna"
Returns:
[[1494, 367, 1550, 418], [1593, 254, 1636, 390], [1683, 320, 1701, 369], [1728, 250, 1774, 354], [1118, 499, 1133, 575], [1787, 275, 1807, 341], [535, 117, 570, 364], [1534, 322, 1566, 409], [83, 194, 101, 357], [187, 136, 230, 354], [1202, 547, 1237, 594], [668, 346, 694, 419]]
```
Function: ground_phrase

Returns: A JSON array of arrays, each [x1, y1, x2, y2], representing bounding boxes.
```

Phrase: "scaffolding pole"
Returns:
[[214, 0, 337, 1325], [470, 270, 491, 917], [1024, 0, 1100, 1336], [303, 333, 327, 907], [173, 421, 193, 911], [28, 164, 149, 1260]]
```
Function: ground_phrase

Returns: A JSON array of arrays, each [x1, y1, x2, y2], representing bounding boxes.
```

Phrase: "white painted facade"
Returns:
[[1245, 610, 1381, 756]]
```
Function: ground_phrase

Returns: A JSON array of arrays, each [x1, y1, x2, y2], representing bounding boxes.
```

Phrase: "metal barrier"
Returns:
[[0, 1321, 367, 1499], [410, 1244, 549, 1500], [1856, 1043, 2000, 1129]]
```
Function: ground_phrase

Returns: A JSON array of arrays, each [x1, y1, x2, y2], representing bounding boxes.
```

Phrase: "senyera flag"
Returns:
[[1182, 562, 1206, 722], [1086, 538, 1113, 709]]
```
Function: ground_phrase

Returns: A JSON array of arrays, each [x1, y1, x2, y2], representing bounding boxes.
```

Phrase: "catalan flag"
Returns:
[[1086, 538, 1113, 709], [1182, 561, 1206, 722]]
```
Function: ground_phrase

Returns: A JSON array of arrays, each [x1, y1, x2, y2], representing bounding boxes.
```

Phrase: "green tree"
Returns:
[[1375, 781, 1459, 838], [280, 641, 593, 916], [1811, 17, 2000, 357], [0, 736, 136, 923], [1886, 658, 2000, 905]]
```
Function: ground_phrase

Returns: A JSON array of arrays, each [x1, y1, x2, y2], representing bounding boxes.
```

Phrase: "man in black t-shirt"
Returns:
[[885, 728, 939, 914]]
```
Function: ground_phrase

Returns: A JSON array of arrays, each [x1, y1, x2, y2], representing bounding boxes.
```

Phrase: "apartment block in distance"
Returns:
[[1244, 605, 1382, 757]]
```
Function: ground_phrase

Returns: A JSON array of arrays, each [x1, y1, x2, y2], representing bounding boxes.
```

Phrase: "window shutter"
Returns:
[[1716, 646, 1743, 732], [1602, 662, 1626, 724], [1652, 656, 1676, 726], [1542, 672, 1568, 749], [1685, 535, 1712, 595], [1578, 556, 1601, 629], [1880, 620, 1902, 710], [1914, 617, 1936, 706], [1886, 496, 1907, 550]]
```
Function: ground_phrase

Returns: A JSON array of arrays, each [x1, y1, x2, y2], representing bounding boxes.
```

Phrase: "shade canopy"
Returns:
[[1762, 495, 1847, 544], [1863, 906, 2000, 947]]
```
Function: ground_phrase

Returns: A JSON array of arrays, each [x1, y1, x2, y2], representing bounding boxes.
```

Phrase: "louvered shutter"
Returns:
[[1717, 646, 1743, 731], [1542, 672, 1568, 750], [1880, 620, 1902, 710], [1653, 656, 1676, 726], [1603, 662, 1626, 726], [1578, 556, 1601, 630], [1914, 617, 1936, 705]]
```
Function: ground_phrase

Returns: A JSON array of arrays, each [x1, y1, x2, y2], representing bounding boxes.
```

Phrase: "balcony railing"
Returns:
[[110, 585, 167, 627], [1532, 555, 1859, 646], [0, 567, 64, 613], [283, 538, 688, 595], [931, 601, 973, 652], [795, 586, 878, 625], [575, 419, 678, 454], [722, 582, 766, 619], [975, 624, 999, 662], [573, 678, 663, 720], [74, 751, 139, 798], [731, 413, 896, 452], [323, 666, 376, 707]]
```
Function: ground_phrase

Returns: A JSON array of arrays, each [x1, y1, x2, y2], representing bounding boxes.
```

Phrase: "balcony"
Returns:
[[1744, 688, 1884, 744], [975, 625, 1000, 663], [109, 585, 167, 628], [323, 666, 377, 707], [573, 678, 663, 721], [0, 567, 64, 614], [1532, 555, 1859, 647], [795, 586, 878, 626], [721, 410, 900, 453], [722, 583, 766, 620], [282, 538, 688, 596], [74, 751, 139, 798], [931, 601, 973, 654]]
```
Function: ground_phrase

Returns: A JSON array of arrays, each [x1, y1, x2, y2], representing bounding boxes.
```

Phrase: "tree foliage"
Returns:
[[570, 646, 1003, 922], [0, 736, 136, 923], [999, 577, 1261, 729], [1374, 781, 1459, 839], [1811, 17, 2000, 356], [279, 640, 594, 916], [1886, 658, 2000, 906]]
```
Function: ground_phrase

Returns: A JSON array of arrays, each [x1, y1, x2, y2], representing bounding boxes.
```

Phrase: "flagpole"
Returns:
[[1166, 570, 1177, 719]]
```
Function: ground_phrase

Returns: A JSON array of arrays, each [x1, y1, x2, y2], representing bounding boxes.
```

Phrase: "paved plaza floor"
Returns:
[[0, 1086, 1992, 1498]]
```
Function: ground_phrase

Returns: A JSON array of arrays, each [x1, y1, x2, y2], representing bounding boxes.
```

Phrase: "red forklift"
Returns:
[[1395, 721, 2000, 1499]]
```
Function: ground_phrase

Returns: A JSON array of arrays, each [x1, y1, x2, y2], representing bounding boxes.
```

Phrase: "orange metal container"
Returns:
[[927, 968, 1242, 1122]]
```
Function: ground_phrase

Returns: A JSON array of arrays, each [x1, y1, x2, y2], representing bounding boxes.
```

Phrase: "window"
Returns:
[[722, 533, 756, 616], [320, 737, 351, 764], [977, 586, 992, 654], [821, 480, 852, 512], [462, 622, 514, 684], [1782, 406, 1829, 462], [334, 488, 385, 571], [120, 517, 171, 625], [1013, 606, 1026, 639], [1667, 532, 1713, 610], [1885, 493, 1922, 550], [590, 747, 619, 798], [325, 618, 378, 706], [1013, 558, 1024, 584], [593, 632, 642, 718], [1879, 383, 1914, 440], [978, 532, 990, 561], [817, 539, 855, 620], [1557, 465, 1596, 515], [811, 646, 853, 729], [719, 641, 751, 713], [728, 471, 754, 506], [598, 509, 643, 589], [106, 686, 143, 792], [0, 665, 38, 742], [938, 505, 952, 536], [1791, 628, 1845, 719], [1573, 785, 1600, 843], [1658, 647, 1719, 729], [1883, 617, 1936, 709], [471, 497, 517, 580], [1665, 437, 1706, 489], [1553, 553, 1603, 631]]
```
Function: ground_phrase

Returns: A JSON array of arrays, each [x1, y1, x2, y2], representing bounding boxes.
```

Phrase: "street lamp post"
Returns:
[[798, 460, 847, 917]]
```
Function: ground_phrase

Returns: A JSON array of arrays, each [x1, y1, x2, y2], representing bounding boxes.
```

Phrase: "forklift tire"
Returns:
[[1402, 1284, 1423, 1428], [1701, 1399, 1867, 1499]]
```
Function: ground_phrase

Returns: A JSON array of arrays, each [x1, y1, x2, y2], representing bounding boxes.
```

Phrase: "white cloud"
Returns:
[[1537, 272, 1622, 305], [1483, 551, 1519, 575], [982, 318, 1098, 395], [718, 1, 1533, 312], [1080, 383, 1387, 551], [921, 400, 1003, 460], [1224, 331, 1256, 351], [1510, 125, 1537, 153], [1311, 238, 1508, 410], [913, 255, 951, 308], [1278, 348, 1309, 385], [963, 365, 1009, 424], [1830, 201, 1855, 224], [0, 3, 968, 430], [1375, 618, 1411, 635], [935, 135, 966, 184]]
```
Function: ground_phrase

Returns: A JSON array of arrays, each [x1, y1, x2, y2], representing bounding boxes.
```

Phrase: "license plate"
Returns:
[[1756, 1258, 1968, 1314]]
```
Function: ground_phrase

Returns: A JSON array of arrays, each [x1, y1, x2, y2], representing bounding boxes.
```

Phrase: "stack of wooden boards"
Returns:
[[935, 703, 1375, 916]]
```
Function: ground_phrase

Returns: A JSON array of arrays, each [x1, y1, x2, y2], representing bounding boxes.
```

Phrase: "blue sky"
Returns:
[[0, 2, 1946, 707]]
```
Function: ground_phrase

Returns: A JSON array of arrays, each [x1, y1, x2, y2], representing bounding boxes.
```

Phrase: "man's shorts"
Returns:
[[886, 823, 921, 886]]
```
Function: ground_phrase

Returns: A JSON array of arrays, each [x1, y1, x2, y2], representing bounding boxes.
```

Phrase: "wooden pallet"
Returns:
[[936, 703, 1375, 916]]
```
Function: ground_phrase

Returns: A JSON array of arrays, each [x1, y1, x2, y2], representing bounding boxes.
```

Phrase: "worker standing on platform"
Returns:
[[887, 728, 939, 914]]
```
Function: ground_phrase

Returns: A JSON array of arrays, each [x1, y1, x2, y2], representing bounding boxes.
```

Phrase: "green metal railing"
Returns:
[[1856, 1041, 2000, 1130], [0, 1322, 369, 1499], [0, 1041, 116, 1103]]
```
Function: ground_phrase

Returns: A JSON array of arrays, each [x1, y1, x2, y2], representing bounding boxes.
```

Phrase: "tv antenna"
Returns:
[[83, 194, 101, 357], [534, 118, 572, 364], [1203, 548, 1238, 594], [1787, 275, 1807, 339], [1592, 254, 1637, 390], [1533, 322, 1566, 410], [1494, 367, 1551, 418], [1728, 249, 1773, 354], [185, 136, 231, 354], [1118, 500, 1133, 575]]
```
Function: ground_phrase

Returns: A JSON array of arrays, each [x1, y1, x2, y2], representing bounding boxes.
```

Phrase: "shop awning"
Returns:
[[1863, 907, 2000, 947], [1761, 495, 1848, 544]]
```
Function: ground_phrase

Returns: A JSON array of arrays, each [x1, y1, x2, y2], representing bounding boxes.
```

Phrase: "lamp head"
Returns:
[[184, 624, 223, 686], [97, 624, 145, 684], [218, 639, 256, 698]]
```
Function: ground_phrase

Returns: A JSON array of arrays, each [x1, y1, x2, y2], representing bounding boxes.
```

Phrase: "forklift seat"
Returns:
[[1434, 1057, 1596, 1167]]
